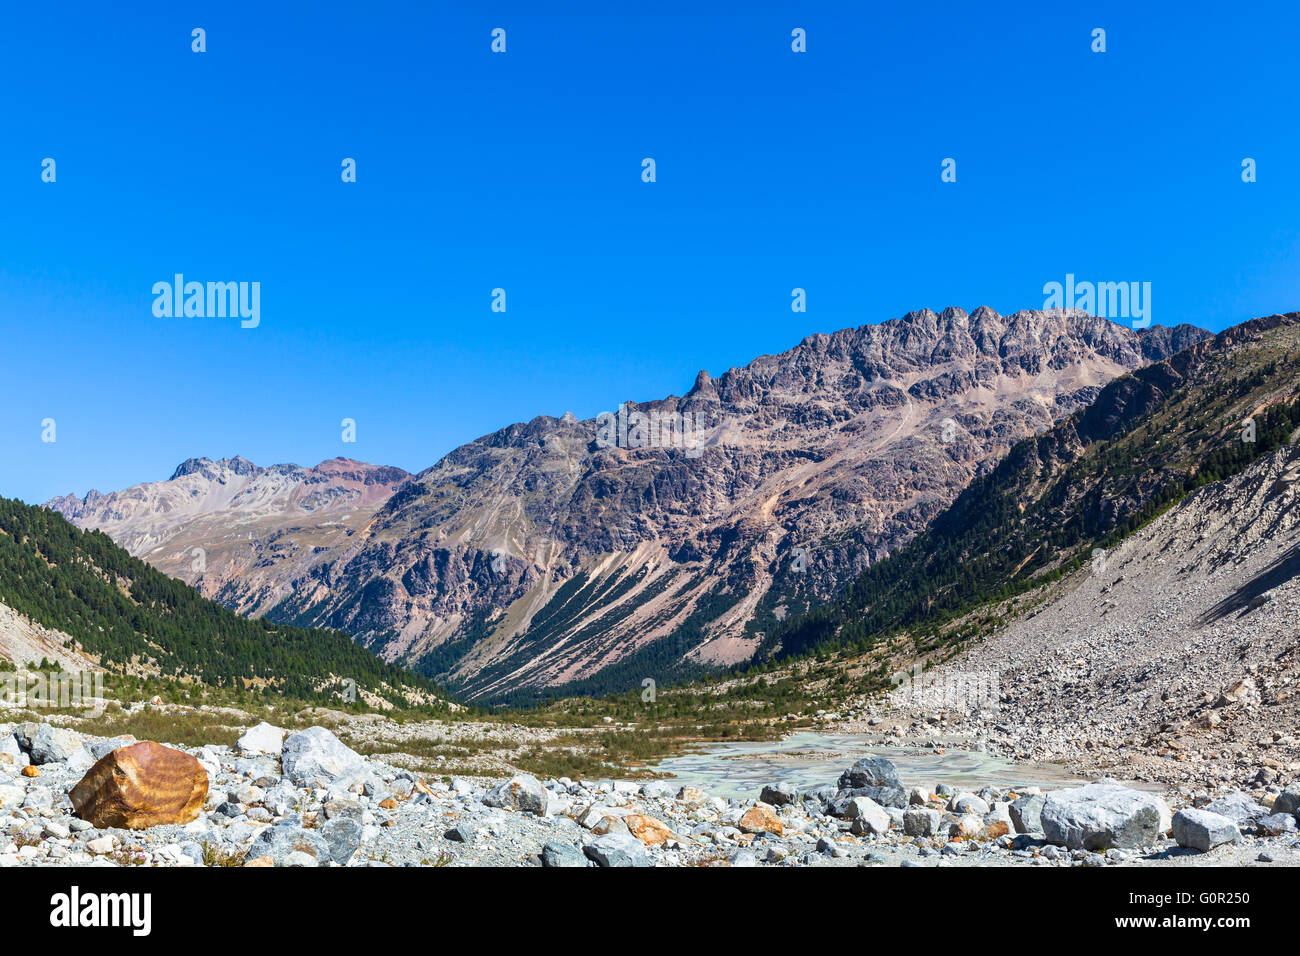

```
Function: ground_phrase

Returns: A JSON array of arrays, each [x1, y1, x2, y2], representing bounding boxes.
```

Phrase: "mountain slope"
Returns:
[[0, 496, 442, 708], [769, 310, 1300, 660], [247, 309, 1203, 702], [880, 442, 1300, 787], [47, 457, 411, 616], [45, 309, 1207, 704], [0, 599, 96, 672]]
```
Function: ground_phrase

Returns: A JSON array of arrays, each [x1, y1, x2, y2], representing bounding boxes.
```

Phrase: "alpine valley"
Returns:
[[46, 308, 1208, 704]]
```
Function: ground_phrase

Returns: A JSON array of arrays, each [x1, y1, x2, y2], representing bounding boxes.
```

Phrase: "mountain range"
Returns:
[[772, 310, 1300, 660], [46, 308, 1209, 702]]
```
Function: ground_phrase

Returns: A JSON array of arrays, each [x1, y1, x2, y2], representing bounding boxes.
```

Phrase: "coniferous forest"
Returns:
[[0, 496, 442, 706]]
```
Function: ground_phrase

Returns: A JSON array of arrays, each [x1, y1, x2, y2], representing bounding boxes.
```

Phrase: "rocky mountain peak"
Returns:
[[168, 455, 260, 482], [686, 369, 719, 402], [169, 457, 215, 480]]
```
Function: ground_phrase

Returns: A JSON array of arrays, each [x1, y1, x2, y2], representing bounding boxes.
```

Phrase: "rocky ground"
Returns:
[[824, 447, 1300, 801], [2, 718, 1297, 868]]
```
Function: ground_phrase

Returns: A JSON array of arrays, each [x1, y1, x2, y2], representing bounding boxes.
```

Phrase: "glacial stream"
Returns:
[[652, 732, 1088, 801]]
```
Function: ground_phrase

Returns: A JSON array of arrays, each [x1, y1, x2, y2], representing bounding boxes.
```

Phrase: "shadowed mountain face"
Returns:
[[46, 310, 1208, 703]]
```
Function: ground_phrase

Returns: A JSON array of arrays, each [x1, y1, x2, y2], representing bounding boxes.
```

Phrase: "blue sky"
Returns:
[[3, 1, 1299, 505]]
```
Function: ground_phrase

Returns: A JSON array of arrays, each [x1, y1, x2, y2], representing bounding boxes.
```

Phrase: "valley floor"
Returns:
[[2, 699, 1297, 868], [4, 450, 1300, 867]]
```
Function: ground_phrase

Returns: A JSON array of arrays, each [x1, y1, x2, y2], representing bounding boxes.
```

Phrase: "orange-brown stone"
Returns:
[[739, 803, 783, 836], [624, 813, 674, 846], [21, 765, 40, 778], [70, 741, 208, 830]]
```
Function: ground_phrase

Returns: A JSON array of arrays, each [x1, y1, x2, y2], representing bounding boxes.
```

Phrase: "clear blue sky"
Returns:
[[3, 1, 1299, 505]]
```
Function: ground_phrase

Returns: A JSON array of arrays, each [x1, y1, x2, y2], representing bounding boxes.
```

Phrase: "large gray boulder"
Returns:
[[246, 825, 332, 866], [237, 722, 286, 756], [15, 723, 82, 765], [483, 774, 549, 816], [1010, 793, 1046, 836], [759, 782, 799, 806], [948, 792, 990, 815], [281, 727, 367, 787], [583, 833, 652, 867], [0, 734, 30, 769], [1272, 785, 1300, 818], [838, 757, 902, 790], [1041, 784, 1167, 850], [833, 784, 909, 810], [540, 842, 589, 868], [63, 746, 95, 774], [1255, 812, 1297, 836], [903, 807, 941, 837], [844, 796, 891, 836], [1204, 791, 1270, 828], [1172, 809, 1240, 852], [319, 816, 365, 864]]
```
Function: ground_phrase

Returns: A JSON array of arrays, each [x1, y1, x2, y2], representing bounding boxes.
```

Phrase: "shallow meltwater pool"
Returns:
[[651, 732, 1088, 801]]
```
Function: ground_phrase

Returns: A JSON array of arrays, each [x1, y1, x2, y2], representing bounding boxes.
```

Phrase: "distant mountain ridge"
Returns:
[[46, 310, 1210, 703], [46, 456, 411, 613]]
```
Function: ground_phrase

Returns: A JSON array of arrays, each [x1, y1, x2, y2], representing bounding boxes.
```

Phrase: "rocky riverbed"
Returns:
[[2, 720, 1298, 867]]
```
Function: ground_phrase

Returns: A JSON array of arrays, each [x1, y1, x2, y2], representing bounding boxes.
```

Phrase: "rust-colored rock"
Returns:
[[70, 741, 208, 830], [21, 765, 40, 778], [589, 814, 627, 836], [243, 856, 274, 867], [379, 798, 398, 810], [624, 813, 675, 846], [739, 804, 784, 836]]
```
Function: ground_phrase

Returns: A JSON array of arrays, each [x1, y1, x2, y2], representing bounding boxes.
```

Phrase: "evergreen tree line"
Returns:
[[0, 498, 443, 705]]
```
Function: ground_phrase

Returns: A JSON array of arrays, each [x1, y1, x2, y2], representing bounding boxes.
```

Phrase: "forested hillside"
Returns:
[[0, 497, 444, 707], [768, 312, 1300, 659]]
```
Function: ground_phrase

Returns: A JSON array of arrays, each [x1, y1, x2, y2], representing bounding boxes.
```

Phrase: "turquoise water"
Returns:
[[652, 732, 1086, 801]]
